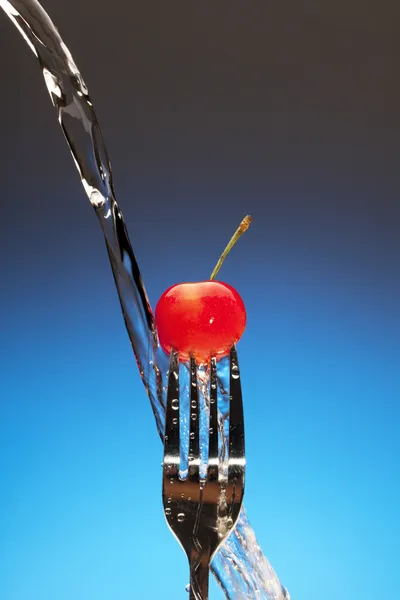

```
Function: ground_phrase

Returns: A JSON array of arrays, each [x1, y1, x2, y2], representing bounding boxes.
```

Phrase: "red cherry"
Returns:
[[155, 281, 246, 363]]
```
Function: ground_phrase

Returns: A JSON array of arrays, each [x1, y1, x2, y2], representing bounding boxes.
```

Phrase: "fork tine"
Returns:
[[164, 350, 180, 465], [228, 346, 245, 463], [208, 357, 219, 464], [188, 357, 200, 474]]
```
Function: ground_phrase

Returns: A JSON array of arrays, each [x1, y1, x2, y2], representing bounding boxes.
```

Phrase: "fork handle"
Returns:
[[189, 549, 210, 600]]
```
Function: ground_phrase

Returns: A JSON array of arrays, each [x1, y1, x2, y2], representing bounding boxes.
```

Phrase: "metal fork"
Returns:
[[162, 346, 245, 600]]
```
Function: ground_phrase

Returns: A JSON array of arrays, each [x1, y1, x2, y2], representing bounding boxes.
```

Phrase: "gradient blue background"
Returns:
[[0, 1, 399, 598]]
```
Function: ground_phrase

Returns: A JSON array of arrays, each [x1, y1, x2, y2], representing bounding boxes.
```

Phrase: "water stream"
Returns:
[[0, 1, 290, 598]]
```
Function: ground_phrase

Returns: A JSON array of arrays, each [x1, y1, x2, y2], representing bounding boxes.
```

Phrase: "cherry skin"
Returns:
[[155, 280, 246, 363]]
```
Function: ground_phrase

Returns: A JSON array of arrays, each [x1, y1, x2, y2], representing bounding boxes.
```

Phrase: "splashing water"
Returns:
[[0, 1, 290, 598]]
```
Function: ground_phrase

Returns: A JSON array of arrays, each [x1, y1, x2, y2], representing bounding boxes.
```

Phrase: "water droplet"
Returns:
[[191, 400, 197, 408], [169, 478, 174, 484], [227, 517, 233, 528], [188, 496, 192, 501], [172, 417, 178, 425], [209, 427, 214, 434], [231, 365, 240, 379], [210, 398, 215, 404], [191, 413, 197, 421], [181, 493, 185, 498], [171, 399, 179, 410], [167, 497, 172, 504], [188, 454, 194, 461], [177, 513, 185, 522], [185, 584, 190, 593], [190, 432, 195, 439], [165, 507, 171, 516]]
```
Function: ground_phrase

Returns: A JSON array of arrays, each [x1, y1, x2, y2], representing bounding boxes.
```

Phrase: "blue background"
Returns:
[[0, 1, 399, 598]]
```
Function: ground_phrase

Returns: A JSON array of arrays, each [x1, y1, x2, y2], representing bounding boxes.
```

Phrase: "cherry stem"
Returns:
[[209, 215, 252, 280]]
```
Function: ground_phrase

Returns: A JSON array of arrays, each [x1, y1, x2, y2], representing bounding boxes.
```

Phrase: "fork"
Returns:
[[162, 346, 245, 600]]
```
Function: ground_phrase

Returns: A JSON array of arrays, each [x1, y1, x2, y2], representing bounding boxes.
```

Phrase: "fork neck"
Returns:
[[189, 548, 211, 600]]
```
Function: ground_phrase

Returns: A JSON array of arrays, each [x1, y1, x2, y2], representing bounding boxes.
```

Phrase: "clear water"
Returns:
[[0, 1, 290, 598]]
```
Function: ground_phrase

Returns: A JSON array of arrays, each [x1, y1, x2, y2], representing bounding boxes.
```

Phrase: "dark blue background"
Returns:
[[1, 1, 399, 598]]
